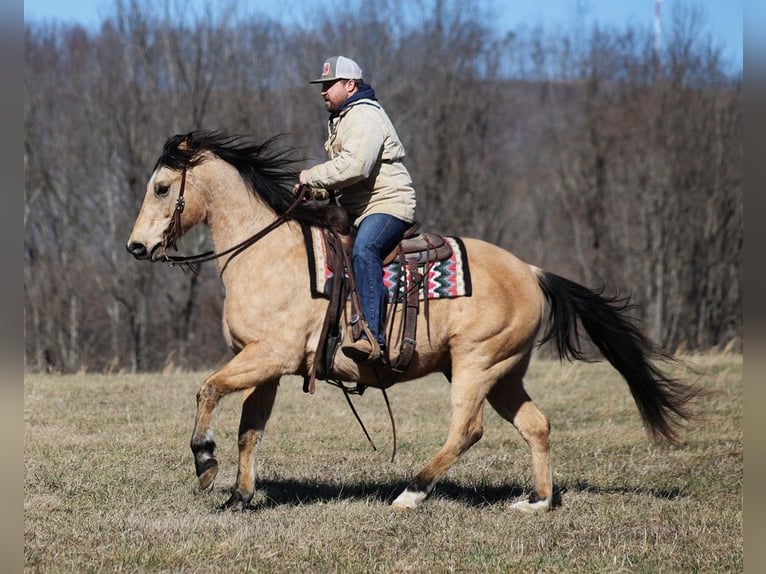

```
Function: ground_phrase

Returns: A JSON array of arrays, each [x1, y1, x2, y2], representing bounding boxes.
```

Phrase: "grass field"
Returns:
[[24, 353, 742, 573]]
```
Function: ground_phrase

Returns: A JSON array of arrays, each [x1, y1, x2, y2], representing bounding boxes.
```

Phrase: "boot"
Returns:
[[341, 337, 381, 363]]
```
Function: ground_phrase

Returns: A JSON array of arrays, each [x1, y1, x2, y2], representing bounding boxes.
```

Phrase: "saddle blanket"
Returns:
[[303, 226, 472, 302]]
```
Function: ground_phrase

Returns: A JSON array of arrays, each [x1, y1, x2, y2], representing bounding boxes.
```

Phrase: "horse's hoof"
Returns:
[[219, 490, 252, 512], [197, 463, 219, 491], [510, 497, 551, 513], [391, 488, 427, 510]]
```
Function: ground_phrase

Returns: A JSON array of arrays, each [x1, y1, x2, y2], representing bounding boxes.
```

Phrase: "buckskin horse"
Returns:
[[126, 130, 700, 512]]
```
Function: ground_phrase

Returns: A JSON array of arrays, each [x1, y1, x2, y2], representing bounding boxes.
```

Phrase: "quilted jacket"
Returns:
[[303, 98, 417, 227]]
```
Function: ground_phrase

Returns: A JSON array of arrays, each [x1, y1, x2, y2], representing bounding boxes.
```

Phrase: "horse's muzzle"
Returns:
[[126, 241, 149, 260]]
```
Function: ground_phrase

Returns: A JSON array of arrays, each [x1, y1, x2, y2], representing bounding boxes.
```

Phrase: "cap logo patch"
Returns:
[[322, 62, 331, 77]]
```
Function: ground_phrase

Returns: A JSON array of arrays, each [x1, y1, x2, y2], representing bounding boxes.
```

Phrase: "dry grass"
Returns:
[[24, 353, 742, 573]]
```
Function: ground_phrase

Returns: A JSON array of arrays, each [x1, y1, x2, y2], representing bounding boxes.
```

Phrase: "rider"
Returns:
[[296, 55, 417, 363]]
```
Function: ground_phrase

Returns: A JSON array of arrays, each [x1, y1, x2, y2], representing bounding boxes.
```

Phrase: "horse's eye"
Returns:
[[156, 185, 170, 197]]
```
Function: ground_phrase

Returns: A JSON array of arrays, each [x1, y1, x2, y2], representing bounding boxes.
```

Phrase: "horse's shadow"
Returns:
[[211, 476, 684, 512], [560, 478, 687, 501], [207, 478, 528, 512]]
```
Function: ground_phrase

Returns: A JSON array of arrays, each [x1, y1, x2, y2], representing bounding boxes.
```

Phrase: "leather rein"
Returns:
[[160, 169, 311, 272]]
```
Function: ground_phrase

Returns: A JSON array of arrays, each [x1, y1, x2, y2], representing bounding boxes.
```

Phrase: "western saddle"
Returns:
[[303, 222, 452, 394]]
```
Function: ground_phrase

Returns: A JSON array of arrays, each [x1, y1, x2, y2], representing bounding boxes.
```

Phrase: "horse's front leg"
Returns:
[[190, 342, 284, 494], [220, 379, 279, 511]]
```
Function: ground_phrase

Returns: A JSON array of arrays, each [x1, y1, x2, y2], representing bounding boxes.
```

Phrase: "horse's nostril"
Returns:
[[127, 242, 148, 259]]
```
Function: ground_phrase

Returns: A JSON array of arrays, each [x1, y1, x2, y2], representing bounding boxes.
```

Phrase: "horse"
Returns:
[[127, 130, 701, 512]]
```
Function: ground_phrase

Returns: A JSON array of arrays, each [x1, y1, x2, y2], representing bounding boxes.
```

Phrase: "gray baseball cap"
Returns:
[[309, 56, 364, 83]]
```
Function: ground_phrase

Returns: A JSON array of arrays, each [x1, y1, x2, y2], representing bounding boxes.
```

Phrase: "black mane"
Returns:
[[155, 130, 349, 233]]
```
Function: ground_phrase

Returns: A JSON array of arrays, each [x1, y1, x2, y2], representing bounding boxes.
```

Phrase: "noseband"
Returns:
[[160, 167, 310, 272]]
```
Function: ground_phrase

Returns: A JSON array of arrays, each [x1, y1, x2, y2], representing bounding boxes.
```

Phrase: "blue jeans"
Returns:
[[353, 214, 411, 347]]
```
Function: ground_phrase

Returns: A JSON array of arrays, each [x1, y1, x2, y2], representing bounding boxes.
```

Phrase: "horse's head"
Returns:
[[127, 130, 351, 262], [127, 134, 207, 261]]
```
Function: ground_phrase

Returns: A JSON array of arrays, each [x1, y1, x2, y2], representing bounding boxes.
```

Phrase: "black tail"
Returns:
[[536, 270, 701, 445]]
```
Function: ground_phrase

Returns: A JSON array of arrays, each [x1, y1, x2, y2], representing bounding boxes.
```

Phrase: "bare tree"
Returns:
[[23, 0, 742, 373]]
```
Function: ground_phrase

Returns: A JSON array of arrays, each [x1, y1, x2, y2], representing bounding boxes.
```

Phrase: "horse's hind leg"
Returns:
[[487, 368, 552, 513], [392, 369, 488, 509], [220, 379, 279, 511]]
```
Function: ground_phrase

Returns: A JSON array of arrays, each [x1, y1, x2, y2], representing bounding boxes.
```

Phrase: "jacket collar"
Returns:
[[330, 84, 377, 120]]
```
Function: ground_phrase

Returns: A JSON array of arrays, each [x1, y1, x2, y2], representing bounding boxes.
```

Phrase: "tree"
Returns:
[[23, 0, 742, 372]]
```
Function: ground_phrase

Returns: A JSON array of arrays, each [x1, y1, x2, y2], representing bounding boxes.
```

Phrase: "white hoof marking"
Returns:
[[511, 498, 551, 513], [392, 489, 427, 509]]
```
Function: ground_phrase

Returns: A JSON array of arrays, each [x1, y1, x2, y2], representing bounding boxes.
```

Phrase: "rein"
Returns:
[[161, 172, 311, 272]]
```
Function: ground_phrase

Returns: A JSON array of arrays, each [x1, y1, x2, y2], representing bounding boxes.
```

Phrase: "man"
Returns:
[[296, 56, 417, 363]]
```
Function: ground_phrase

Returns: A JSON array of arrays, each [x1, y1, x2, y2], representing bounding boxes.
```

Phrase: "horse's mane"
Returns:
[[155, 130, 349, 233]]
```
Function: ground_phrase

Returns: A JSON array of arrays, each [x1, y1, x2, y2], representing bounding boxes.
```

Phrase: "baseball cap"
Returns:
[[309, 56, 363, 83]]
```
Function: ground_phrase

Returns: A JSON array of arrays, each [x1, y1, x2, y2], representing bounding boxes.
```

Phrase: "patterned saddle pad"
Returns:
[[302, 226, 472, 302]]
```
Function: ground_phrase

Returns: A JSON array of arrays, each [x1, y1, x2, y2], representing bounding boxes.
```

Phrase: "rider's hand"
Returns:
[[294, 171, 312, 199]]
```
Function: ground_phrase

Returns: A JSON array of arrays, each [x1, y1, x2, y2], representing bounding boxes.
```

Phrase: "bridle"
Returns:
[[159, 166, 311, 272]]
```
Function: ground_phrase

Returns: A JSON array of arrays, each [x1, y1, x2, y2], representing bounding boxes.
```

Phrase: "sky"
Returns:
[[24, 0, 744, 71]]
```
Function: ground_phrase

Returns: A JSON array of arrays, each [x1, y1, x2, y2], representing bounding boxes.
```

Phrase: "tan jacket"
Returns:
[[304, 99, 416, 228]]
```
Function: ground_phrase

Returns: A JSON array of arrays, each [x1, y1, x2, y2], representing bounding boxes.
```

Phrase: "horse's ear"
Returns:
[[178, 136, 191, 151]]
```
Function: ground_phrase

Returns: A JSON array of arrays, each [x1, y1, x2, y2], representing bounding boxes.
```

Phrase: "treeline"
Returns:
[[24, 0, 742, 373]]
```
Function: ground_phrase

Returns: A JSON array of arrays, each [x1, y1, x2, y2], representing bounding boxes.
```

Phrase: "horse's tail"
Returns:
[[533, 268, 702, 446]]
